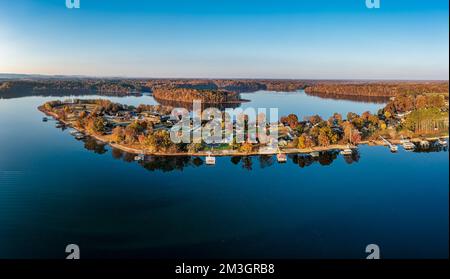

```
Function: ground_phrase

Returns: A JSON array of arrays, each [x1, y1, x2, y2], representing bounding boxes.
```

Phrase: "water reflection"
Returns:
[[55, 121, 67, 130], [75, 132, 358, 172], [83, 138, 108, 155], [153, 96, 244, 110], [291, 150, 344, 167], [105, 148, 359, 172], [259, 155, 275, 168], [140, 156, 195, 172], [343, 152, 361, 164], [414, 144, 448, 153], [70, 133, 449, 172], [111, 148, 204, 172], [304, 91, 389, 104]]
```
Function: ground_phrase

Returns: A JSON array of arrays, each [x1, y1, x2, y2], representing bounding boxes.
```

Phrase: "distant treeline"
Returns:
[[305, 82, 449, 97], [0, 80, 149, 96], [2, 79, 449, 101], [145, 79, 311, 93], [1, 79, 309, 97]]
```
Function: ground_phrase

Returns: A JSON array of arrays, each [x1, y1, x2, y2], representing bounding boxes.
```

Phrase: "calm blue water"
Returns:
[[0, 91, 448, 259], [240, 90, 385, 119]]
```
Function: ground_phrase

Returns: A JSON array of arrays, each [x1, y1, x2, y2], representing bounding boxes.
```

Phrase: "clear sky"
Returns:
[[0, 0, 448, 79]]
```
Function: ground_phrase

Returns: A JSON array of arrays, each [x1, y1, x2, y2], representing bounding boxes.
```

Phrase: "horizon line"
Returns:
[[0, 72, 448, 82]]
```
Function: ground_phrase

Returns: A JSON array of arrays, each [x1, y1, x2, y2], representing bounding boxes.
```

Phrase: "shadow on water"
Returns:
[[105, 147, 364, 172], [153, 97, 244, 111], [290, 150, 360, 167], [304, 91, 390, 104], [83, 138, 108, 155], [55, 122, 449, 172], [414, 143, 448, 153], [111, 148, 203, 172]]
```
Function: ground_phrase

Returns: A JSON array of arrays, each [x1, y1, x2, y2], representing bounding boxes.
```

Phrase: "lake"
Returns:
[[0, 90, 448, 258]]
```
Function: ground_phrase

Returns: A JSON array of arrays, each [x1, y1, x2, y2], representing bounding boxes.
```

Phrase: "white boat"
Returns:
[[390, 145, 399, 152], [438, 139, 447, 146], [340, 149, 353, 156], [134, 153, 145, 161], [276, 153, 287, 163], [205, 153, 216, 165], [310, 151, 320, 158], [340, 145, 353, 156], [402, 141, 415, 150], [73, 131, 85, 140]]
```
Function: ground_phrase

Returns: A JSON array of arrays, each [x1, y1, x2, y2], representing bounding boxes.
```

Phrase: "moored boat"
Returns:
[[438, 138, 447, 146], [402, 141, 415, 150], [310, 151, 320, 158], [205, 152, 216, 165], [340, 145, 353, 156], [276, 153, 287, 163], [134, 153, 145, 161], [75, 134, 85, 140], [390, 145, 399, 152]]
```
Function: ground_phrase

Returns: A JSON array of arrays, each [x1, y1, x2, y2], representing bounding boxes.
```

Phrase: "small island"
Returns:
[[152, 86, 243, 104], [38, 89, 449, 159]]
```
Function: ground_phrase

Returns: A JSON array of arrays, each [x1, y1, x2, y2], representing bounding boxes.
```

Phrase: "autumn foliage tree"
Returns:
[[317, 126, 338, 146], [111, 126, 125, 143], [143, 130, 173, 152], [239, 142, 254, 153], [86, 116, 106, 134], [309, 115, 323, 125], [124, 121, 146, 143], [297, 133, 314, 149], [281, 114, 299, 129]]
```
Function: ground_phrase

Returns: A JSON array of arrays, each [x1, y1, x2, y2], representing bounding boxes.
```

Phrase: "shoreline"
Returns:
[[39, 106, 448, 158], [152, 95, 250, 104]]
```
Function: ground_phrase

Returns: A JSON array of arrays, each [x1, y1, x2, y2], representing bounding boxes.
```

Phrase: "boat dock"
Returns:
[[400, 136, 416, 151], [379, 136, 398, 152], [205, 152, 216, 165]]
